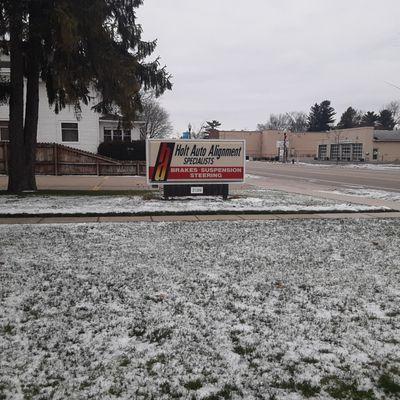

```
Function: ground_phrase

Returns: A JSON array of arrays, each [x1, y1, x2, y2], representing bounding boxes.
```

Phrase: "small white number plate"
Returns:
[[191, 186, 203, 194]]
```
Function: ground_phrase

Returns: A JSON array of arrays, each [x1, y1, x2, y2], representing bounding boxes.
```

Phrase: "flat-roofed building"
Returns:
[[210, 127, 400, 163]]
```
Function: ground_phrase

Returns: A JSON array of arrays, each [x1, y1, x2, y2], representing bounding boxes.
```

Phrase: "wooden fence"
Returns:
[[0, 142, 146, 176]]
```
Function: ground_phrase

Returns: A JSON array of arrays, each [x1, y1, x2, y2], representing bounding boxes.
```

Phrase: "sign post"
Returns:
[[147, 139, 245, 199]]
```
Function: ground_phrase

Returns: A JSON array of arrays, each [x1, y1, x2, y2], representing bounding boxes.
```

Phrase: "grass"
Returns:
[[203, 384, 240, 400], [320, 376, 375, 399], [274, 379, 321, 398], [1, 219, 399, 399], [378, 373, 400, 395], [184, 379, 203, 391]]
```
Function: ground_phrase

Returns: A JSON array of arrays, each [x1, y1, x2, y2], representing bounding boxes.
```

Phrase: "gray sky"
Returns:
[[137, 0, 400, 134]]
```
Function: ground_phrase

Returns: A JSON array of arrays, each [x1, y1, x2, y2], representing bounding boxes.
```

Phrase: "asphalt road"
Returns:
[[246, 162, 400, 192]]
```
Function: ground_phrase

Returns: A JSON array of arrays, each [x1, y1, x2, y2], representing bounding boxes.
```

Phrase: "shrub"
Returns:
[[98, 141, 146, 161]]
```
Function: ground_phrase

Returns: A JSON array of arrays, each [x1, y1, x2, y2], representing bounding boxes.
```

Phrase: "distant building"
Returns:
[[0, 56, 143, 154], [210, 127, 400, 163]]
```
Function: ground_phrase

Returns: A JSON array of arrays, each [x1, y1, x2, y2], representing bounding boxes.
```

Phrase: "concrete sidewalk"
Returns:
[[0, 211, 399, 225], [0, 175, 151, 191]]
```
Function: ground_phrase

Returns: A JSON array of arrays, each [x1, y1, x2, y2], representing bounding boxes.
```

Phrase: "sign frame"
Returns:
[[146, 139, 246, 185]]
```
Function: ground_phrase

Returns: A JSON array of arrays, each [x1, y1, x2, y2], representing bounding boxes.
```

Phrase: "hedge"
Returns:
[[98, 141, 146, 161]]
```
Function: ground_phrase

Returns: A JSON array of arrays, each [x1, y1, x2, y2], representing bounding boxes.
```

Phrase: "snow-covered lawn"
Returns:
[[298, 162, 400, 170], [320, 188, 400, 203], [0, 188, 389, 215], [1, 219, 399, 399]]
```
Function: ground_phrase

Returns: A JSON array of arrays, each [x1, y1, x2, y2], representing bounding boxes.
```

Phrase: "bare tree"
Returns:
[[384, 100, 400, 128], [139, 92, 173, 139], [257, 111, 308, 132], [257, 113, 290, 131], [286, 111, 308, 132], [189, 122, 208, 139]]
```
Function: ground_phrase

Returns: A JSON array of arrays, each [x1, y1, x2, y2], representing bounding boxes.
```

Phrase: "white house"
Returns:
[[0, 57, 143, 154]]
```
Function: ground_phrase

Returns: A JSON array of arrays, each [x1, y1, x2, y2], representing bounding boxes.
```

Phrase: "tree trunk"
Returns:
[[7, 1, 41, 193], [7, 1, 27, 193], [23, 1, 41, 191]]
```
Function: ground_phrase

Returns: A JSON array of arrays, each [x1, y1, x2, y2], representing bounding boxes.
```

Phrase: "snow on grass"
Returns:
[[1, 219, 400, 399], [0, 188, 389, 215], [320, 188, 400, 203], [297, 162, 400, 170]]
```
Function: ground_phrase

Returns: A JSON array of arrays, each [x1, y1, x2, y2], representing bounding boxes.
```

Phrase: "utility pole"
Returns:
[[283, 130, 288, 163]]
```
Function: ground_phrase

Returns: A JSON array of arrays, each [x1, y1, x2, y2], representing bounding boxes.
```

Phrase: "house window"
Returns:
[[0, 121, 9, 141], [61, 122, 79, 142], [123, 129, 131, 142], [113, 129, 122, 141], [104, 129, 112, 143], [103, 128, 131, 143]]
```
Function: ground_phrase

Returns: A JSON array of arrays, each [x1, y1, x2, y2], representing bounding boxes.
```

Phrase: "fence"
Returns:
[[0, 142, 146, 176]]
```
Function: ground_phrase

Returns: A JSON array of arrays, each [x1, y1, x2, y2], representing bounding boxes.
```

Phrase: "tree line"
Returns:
[[258, 100, 400, 132]]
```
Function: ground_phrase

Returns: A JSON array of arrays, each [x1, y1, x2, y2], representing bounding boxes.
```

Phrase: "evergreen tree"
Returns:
[[0, 0, 172, 193], [307, 100, 335, 131], [377, 109, 395, 130], [360, 111, 378, 127], [307, 103, 320, 131], [205, 120, 221, 131], [337, 107, 361, 129]]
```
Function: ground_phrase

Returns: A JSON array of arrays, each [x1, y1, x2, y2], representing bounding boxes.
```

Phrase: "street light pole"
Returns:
[[283, 130, 288, 163]]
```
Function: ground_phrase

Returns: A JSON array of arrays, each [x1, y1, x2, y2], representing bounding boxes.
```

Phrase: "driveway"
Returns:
[[246, 161, 400, 192]]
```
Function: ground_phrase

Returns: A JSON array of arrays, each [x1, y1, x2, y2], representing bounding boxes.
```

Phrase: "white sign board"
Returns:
[[147, 139, 245, 185]]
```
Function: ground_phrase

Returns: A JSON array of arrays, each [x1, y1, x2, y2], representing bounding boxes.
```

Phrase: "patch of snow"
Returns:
[[320, 188, 400, 203], [0, 188, 389, 215], [0, 219, 399, 399], [298, 162, 400, 170]]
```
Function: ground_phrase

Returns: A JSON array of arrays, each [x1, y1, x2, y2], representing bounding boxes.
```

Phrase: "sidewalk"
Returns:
[[0, 211, 399, 224], [0, 175, 151, 191]]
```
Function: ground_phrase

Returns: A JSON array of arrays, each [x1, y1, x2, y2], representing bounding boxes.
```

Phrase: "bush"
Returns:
[[98, 141, 146, 161]]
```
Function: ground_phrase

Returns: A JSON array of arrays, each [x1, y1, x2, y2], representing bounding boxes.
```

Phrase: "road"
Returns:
[[246, 161, 400, 192]]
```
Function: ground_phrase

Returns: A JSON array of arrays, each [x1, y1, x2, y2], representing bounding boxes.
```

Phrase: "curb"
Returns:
[[0, 208, 396, 219], [1, 211, 400, 225]]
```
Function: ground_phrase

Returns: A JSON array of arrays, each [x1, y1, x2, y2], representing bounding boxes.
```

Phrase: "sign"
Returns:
[[276, 140, 289, 148], [191, 186, 204, 194], [147, 139, 245, 185], [181, 131, 190, 139]]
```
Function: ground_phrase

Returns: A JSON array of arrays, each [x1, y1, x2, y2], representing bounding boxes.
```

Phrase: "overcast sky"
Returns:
[[137, 0, 400, 134]]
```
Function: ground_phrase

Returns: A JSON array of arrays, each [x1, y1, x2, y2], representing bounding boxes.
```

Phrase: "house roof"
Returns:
[[99, 114, 121, 121], [100, 114, 145, 124], [373, 130, 400, 141]]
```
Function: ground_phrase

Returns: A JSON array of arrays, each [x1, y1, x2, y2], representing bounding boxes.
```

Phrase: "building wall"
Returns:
[[216, 130, 262, 159], [374, 142, 400, 162], [0, 82, 143, 154], [0, 83, 101, 153], [38, 85, 101, 153], [213, 127, 400, 162]]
